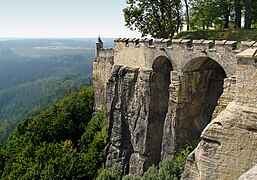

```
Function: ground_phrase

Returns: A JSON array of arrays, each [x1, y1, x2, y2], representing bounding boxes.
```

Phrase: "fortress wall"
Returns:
[[112, 38, 247, 77], [236, 50, 257, 107], [93, 39, 257, 177], [93, 48, 114, 111]]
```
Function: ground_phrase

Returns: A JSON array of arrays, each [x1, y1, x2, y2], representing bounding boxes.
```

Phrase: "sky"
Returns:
[[0, 0, 141, 38]]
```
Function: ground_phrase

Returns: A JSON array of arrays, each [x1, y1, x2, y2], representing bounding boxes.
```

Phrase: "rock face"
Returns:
[[105, 65, 171, 175], [182, 49, 257, 180], [93, 38, 257, 177], [182, 103, 257, 180], [239, 164, 257, 180]]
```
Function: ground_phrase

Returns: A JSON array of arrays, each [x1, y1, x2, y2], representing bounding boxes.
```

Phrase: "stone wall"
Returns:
[[93, 38, 257, 177], [93, 48, 114, 111]]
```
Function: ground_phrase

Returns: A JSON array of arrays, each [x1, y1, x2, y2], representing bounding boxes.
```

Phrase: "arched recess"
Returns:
[[176, 57, 227, 148], [145, 56, 173, 165]]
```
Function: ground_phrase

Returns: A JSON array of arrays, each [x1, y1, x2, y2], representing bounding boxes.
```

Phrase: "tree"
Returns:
[[123, 0, 182, 38], [234, 0, 242, 28], [251, 0, 257, 27], [243, 0, 252, 29], [0, 87, 108, 179], [189, 0, 219, 29], [216, 0, 232, 28], [184, 0, 190, 30]]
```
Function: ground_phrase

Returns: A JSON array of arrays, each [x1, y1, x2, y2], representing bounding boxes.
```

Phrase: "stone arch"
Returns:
[[176, 57, 227, 148], [177, 52, 233, 77], [144, 56, 173, 167]]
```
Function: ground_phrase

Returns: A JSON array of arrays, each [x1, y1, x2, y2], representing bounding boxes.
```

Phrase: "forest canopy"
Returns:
[[0, 87, 107, 180]]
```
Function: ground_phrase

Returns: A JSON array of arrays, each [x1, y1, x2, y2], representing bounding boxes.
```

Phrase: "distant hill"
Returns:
[[0, 38, 114, 144], [0, 74, 91, 144]]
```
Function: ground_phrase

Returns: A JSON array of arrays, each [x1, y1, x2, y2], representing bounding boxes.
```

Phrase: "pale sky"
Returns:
[[0, 0, 141, 38]]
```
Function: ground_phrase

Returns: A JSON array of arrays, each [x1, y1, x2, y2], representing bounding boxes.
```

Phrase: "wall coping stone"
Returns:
[[241, 41, 256, 47], [193, 39, 204, 44], [203, 40, 214, 45], [236, 48, 257, 59], [172, 39, 182, 43]]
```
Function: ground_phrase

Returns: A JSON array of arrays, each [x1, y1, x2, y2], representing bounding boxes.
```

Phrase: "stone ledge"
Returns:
[[236, 48, 257, 59], [241, 41, 256, 47]]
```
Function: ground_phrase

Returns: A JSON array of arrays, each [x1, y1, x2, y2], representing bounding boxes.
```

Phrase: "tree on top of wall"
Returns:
[[123, 0, 182, 38]]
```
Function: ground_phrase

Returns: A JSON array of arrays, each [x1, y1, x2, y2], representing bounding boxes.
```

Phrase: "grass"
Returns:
[[174, 29, 257, 41]]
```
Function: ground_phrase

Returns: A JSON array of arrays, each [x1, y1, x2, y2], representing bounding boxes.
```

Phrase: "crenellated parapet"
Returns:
[[96, 38, 257, 62], [96, 48, 114, 58], [112, 38, 257, 52]]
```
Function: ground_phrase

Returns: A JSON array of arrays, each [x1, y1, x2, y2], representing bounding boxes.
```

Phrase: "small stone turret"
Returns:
[[95, 36, 103, 57]]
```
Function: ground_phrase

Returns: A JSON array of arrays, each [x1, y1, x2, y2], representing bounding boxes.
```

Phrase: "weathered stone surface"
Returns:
[[212, 76, 236, 119], [105, 65, 168, 173], [93, 38, 257, 177], [239, 164, 257, 180], [93, 48, 114, 111], [182, 50, 257, 180], [182, 102, 257, 180]]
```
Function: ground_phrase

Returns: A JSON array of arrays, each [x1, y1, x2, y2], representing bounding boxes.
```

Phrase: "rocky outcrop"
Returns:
[[182, 103, 257, 180], [105, 66, 154, 175]]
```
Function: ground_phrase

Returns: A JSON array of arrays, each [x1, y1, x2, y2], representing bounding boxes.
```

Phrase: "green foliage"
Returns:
[[0, 38, 102, 144], [123, 0, 257, 36], [188, 0, 234, 29], [96, 164, 141, 180], [176, 145, 194, 172], [0, 146, 5, 176], [141, 144, 194, 180], [158, 156, 181, 180], [123, 0, 182, 38], [95, 143, 195, 180], [96, 164, 122, 180], [189, 0, 220, 29], [142, 166, 159, 180], [122, 174, 140, 180], [174, 29, 257, 41], [8, 86, 94, 148], [0, 87, 107, 179], [0, 74, 91, 144], [6, 141, 91, 180], [82, 122, 107, 179], [79, 110, 106, 152]]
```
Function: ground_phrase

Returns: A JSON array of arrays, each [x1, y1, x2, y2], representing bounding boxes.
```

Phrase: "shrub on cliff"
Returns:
[[142, 145, 194, 180], [96, 164, 122, 180], [95, 144, 194, 180]]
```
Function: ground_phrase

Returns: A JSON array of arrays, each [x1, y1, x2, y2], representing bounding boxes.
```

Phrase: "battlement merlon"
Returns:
[[97, 38, 257, 52]]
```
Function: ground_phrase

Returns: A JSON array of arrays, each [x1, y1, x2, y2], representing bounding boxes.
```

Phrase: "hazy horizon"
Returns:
[[0, 0, 141, 38]]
